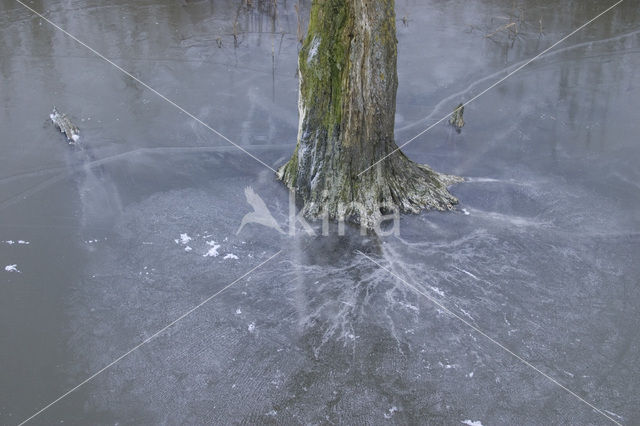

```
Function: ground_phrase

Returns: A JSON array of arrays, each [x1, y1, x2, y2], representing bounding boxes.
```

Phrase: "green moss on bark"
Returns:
[[298, 0, 354, 133]]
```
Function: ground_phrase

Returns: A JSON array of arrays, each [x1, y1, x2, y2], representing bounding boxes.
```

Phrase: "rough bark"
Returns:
[[278, 0, 461, 228]]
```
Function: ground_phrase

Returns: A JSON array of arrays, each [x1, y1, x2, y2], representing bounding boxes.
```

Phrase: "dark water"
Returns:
[[1, 0, 639, 424]]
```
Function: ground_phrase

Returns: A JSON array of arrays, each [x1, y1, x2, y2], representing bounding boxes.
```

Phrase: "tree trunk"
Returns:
[[278, 0, 461, 228]]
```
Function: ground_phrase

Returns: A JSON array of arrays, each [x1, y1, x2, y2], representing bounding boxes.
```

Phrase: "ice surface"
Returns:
[[1, 0, 639, 425]]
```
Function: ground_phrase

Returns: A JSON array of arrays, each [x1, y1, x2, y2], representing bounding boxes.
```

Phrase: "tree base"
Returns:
[[277, 153, 463, 229]]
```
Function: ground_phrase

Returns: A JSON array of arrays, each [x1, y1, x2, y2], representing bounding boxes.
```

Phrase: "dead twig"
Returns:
[[485, 22, 517, 38]]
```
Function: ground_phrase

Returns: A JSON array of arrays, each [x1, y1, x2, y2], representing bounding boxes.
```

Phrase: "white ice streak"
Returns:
[[603, 410, 624, 421], [469, 209, 548, 228], [4, 264, 20, 273], [429, 286, 446, 297], [461, 421, 483, 426]]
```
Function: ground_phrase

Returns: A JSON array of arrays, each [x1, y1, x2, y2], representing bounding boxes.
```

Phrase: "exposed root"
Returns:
[[278, 154, 463, 230]]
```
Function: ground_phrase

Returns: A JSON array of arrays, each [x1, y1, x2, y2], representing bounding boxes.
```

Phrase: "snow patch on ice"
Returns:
[[223, 253, 239, 260], [203, 241, 220, 257], [4, 240, 30, 245], [184, 246, 192, 252], [4, 264, 20, 273], [248, 322, 255, 333], [383, 406, 398, 419], [235, 308, 242, 315], [461, 420, 483, 426], [178, 233, 192, 244]]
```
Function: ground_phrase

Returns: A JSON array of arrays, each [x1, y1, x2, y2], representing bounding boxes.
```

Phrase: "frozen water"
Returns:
[[1, 0, 639, 424]]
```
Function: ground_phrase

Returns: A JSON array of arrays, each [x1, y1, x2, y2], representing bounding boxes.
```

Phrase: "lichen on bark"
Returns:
[[278, 0, 462, 229]]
